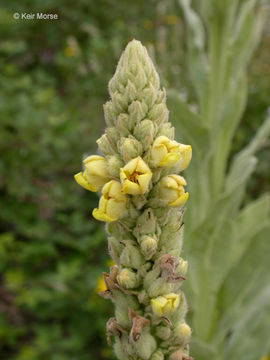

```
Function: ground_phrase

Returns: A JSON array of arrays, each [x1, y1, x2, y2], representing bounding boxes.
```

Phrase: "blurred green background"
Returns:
[[0, 1, 269, 359]]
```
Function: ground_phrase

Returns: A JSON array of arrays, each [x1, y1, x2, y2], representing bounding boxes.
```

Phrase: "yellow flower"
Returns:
[[92, 180, 127, 222], [95, 276, 106, 293], [151, 136, 192, 170], [160, 174, 189, 207], [120, 157, 152, 195], [151, 293, 180, 316], [261, 357, 270, 360], [74, 155, 110, 192]]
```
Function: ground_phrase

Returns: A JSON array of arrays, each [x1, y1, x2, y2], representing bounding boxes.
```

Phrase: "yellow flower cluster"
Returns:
[[74, 136, 191, 222]]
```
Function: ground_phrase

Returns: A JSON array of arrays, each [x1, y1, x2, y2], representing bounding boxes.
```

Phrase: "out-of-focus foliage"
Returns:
[[168, 1, 270, 359], [0, 0, 269, 359], [0, 1, 155, 359]]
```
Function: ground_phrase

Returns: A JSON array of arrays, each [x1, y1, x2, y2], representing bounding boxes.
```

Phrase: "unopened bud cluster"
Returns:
[[75, 40, 192, 360]]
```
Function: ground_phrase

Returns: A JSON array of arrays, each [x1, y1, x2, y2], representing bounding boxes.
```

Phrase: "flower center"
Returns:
[[129, 171, 142, 184]]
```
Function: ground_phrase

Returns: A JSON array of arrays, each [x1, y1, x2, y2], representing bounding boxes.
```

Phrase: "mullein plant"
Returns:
[[74, 40, 193, 360], [164, 1, 270, 359]]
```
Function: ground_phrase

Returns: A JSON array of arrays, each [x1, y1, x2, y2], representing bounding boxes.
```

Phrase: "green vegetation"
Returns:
[[167, 1, 270, 359], [0, 1, 269, 359]]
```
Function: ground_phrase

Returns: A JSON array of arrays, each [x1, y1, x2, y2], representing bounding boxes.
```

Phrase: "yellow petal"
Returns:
[[164, 293, 180, 313], [98, 196, 108, 212], [151, 296, 168, 316], [83, 155, 105, 164], [120, 168, 128, 182], [92, 208, 117, 222], [136, 156, 151, 173], [170, 174, 187, 186], [122, 179, 141, 195], [162, 176, 178, 189], [138, 173, 152, 193], [152, 144, 167, 166], [106, 198, 126, 219], [83, 155, 109, 190], [159, 153, 180, 166], [95, 277, 107, 293], [106, 180, 124, 199], [179, 145, 192, 172], [122, 157, 138, 174], [102, 181, 113, 195], [169, 192, 189, 207], [74, 172, 97, 192], [154, 135, 170, 146]]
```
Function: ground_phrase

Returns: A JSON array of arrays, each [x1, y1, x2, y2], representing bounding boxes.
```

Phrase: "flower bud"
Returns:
[[128, 100, 147, 124], [148, 67, 160, 89], [148, 103, 168, 125], [92, 180, 127, 222], [120, 157, 152, 195], [159, 212, 184, 252], [119, 137, 143, 163], [171, 292, 188, 324], [147, 277, 171, 298], [134, 119, 157, 150], [108, 75, 118, 96], [111, 91, 128, 113], [156, 88, 166, 103], [151, 349, 164, 360], [113, 335, 134, 359], [133, 329, 157, 360], [117, 268, 141, 289], [108, 237, 122, 265], [178, 258, 188, 277], [173, 322, 192, 344], [114, 338, 127, 360], [114, 291, 140, 328], [107, 155, 124, 178], [97, 134, 115, 155], [74, 155, 110, 192], [143, 266, 164, 294], [133, 208, 158, 237], [160, 175, 189, 207], [133, 64, 148, 90], [151, 293, 180, 316], [106, 127, 120, 147], [120, 241, 144, 269], [141, 83, 157, 108], [124, 80, 137, 103], [140, 235, 157, 260], [151, 136, 182, 167], [117, 113, 133, 135], [155, 325, 171, 340], [157, 122, 175, 139], [103, 101, 116, 126]]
